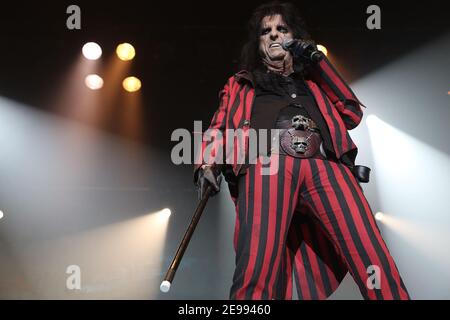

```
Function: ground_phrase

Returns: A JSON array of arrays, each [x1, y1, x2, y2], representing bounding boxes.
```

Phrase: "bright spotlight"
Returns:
[[0, 210, 3, 220], [82, 42, 102, 60], [317, 44, 328, 56], [84, 74, 104, 90], [123, 76, 142, 92], [116, 43, 136, 61], [160, 208, 171, 219], [375, 212, 384, 221], [365, 114, 379, 126]]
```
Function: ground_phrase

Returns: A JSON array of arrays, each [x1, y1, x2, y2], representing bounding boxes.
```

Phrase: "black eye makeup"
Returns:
[[260, 24, 289, 36], [261, 27, 271, 35], [277, 25, 288, 33]]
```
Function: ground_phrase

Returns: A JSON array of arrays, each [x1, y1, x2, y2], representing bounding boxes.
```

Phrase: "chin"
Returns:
[[269, 54, 286, 61]]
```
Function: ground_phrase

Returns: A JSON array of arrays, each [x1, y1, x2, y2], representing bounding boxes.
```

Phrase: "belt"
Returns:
[[273, 115, 327, 160]]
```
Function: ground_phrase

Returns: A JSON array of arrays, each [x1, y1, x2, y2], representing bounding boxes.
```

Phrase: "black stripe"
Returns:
[[276, 158, 303, 297], [315, 61, 346, 102], [238, 86, 252, 128], [321, 160, 385, 299], [298, 230, 319, 299], [246, 165, 271, 299], [343, 101, 361, 115], [341, 115, 358, 129], [230, 164, 255, 299], [283, 157, 303, 242], [335, 164, 405, 299], [303, 220, 333, 296], [306, 160, 381, 299], [300, 194, 348, 290], [227, 87, 242, 129], [293, 259, 304, 299], [273, 252, 288, 299], [211, 81, 230, 129], [260, 155, 286, 299], [293, 245, 305, 300], [265, 156, 302, 298], [320, 89, 344, 157], [324, 58, 357, 101]]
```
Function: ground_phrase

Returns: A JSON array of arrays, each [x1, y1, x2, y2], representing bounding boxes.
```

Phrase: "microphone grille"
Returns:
[[282, 39, 294, 50]]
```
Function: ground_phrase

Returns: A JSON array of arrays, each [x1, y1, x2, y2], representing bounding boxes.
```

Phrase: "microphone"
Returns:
[[282, 39, 324, 63]]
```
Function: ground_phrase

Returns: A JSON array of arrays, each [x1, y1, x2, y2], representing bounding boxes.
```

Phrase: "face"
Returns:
[[259, 14, 293, 62]]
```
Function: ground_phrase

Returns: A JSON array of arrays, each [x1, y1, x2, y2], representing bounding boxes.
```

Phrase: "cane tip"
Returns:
[[160, 280, 171, 293]]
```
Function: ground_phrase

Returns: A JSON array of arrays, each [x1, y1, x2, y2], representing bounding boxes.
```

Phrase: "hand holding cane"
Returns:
[[160, 166, 221, 293]]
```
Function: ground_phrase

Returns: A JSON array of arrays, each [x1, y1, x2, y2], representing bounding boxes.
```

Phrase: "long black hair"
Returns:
[[240, 2, 311, 71]]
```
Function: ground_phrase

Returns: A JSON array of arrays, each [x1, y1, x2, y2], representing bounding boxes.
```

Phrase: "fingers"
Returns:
[[205, 171, 220, 192], [203, 167, 221, 192], [196, 167, 222, 200]]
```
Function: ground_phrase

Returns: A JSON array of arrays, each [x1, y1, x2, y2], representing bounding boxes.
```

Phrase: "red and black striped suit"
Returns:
[[194, 57, 410, 300]]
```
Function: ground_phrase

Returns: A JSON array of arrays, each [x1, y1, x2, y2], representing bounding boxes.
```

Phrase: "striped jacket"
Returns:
[[194, 56, 364, 180], [193, 57, 366, 299]]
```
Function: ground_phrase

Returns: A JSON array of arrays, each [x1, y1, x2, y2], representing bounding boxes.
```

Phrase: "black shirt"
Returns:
[[250, 68, 335, 158]]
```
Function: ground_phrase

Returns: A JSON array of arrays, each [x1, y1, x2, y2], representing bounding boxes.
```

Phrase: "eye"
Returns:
[[277, 26, 288, 33], [261, 28, 271, 35]]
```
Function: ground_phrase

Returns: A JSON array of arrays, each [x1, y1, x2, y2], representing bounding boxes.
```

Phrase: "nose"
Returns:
[[269, 28, 279, 40]]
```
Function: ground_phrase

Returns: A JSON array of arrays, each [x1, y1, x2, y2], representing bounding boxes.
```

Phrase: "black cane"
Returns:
[[160, 185, 214, 293]]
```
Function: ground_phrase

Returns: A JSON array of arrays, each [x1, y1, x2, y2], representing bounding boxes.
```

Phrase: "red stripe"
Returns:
[[301, 223, 327, 299], [226, 80, 238, 128], [325, 94, 350, 154], [266, 156, 296, 296], [301, 199, 342, 292], [233, 87, 246, 128], [340, 165, 409, 299], [245, 166, 250, 226], [303, 160, 368, 292], [335, 100, 362, 128], [330, 162, 394, 299], [233, 209, 240, 253], [313, 221, 341, 292], [245, 89, 254, 122], [291, 227, 312, 299], [285, 249, 293, 299], [238, 159, 263, 299], [306, 82, 339, 156], [254, 156, 279, 299], [321, 58, 356, 102]]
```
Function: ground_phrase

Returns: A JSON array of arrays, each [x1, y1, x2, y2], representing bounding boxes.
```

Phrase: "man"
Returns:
[[194, 2, 410, 300]]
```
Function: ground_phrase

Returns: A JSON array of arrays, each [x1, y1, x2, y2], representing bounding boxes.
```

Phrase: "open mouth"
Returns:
[[269, 43, 282, 48]]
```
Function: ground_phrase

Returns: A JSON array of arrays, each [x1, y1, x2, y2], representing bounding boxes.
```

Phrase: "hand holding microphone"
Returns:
[[282, 38, 324, 63]]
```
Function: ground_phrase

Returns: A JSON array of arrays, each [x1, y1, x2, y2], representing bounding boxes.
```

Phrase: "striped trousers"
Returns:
[[229, 154, 410, 300]]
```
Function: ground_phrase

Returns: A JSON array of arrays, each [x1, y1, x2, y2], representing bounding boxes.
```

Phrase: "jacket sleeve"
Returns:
[[306, 55, 364, 130], [193, 79, 230, 183]]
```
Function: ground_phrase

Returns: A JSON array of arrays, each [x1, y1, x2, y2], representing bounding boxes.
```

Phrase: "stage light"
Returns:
[[375, 212, 384, 221], [82, 42, 102, 60], [0, 210, 3, 220], [116, 43, 136, 61], [122, 76, 141, 92], [317, 44, 328, 56], [160, 208, 171, 219], [366, 114, 379, 126], [84, 74, 104, 90]]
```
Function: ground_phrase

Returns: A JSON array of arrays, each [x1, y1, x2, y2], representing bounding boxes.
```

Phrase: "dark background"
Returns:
[[0, 0, 449, 300], [0, 0, 448, 150]]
